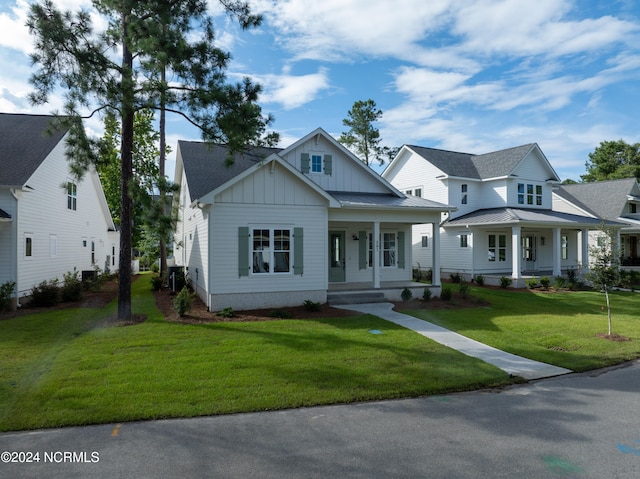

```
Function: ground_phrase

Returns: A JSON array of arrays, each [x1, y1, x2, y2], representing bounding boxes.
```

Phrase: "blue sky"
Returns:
[[1, 0, 639, 181]]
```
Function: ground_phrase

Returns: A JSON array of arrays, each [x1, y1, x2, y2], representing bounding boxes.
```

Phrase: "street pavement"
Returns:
[[1, 361, 638, 478]]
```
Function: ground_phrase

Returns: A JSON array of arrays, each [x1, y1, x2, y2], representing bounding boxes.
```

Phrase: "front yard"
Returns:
[[1, 275, 638, 432]]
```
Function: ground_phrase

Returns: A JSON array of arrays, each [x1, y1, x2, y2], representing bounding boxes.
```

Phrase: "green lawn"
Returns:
[[0, 275, 510, 432], [404, 286, 640, 372]]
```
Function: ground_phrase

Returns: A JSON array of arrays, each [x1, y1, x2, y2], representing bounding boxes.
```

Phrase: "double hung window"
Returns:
[[252, 228, 291, 274], [488, 234, 506, 261]]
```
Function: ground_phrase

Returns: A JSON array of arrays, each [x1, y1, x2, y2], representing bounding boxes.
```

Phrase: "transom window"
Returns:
[[311, 155, 322, 173], [488, 234, 506, 262], [518, 183, 542, 206], [67, 182, 77, 210], [252, 228, 292, 274]]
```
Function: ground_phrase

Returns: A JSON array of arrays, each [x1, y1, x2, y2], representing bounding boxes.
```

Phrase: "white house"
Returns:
[[554, 178, 640, 266], [173, 128, 453, 311], [383, 143, 618, 286], [0, 113, 119, 304]]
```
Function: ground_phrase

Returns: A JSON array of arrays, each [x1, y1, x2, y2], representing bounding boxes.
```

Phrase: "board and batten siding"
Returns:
[[281, 134, 389, 194], [15, 137, 118, 297]]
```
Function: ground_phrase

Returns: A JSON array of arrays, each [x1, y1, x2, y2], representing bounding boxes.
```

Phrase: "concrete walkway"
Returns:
[[336, 302, 572, 380]]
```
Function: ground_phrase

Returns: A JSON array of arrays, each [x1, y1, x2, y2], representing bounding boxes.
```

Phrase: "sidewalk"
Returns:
[[336, 302, 572, 380]]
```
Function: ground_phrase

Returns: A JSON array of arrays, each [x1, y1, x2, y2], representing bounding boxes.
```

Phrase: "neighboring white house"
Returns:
[[0, 113, 119, 304], [173, 128, 453, 311], [554, 178, 640, 266], [383, 143, 618, 286]]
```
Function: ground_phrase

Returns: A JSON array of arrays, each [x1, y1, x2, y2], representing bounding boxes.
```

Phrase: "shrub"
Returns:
[[472, 274, 485, 286], [31, 279, 60, 307], [303, 299, 322, 312], [401, 287, 413, 301], [440, 286, 452, 301], [449, 272, 461, 283], [173, 286, 192, 317], [424, 268, 433, 283], [554, 276, 566, 289], [566, 268, 578, 290], [499, 276, 512, 289], [526, 277, 539, 289], [217, 307, 235, 318], [412, 267, 423, 282], [0, 281, 16, 312], [269, 309, 292, 319], [458, 281, 470, 298], [150, 274, 164, 292], [422, 287, 432, 302], [151, 262, 159, 273], [540, 276, 551, 289], [60, 271, 83, 302]]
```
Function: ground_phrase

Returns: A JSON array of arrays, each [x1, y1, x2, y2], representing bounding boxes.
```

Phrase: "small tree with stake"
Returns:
[[585, 224, 621, 337]]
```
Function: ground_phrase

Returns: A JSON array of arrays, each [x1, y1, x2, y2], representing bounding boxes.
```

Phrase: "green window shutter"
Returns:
[[323, 155, 333, 176], [398, 231, 405, 269], [301, 153, 310, 173], [238, 227, 250, 277], [293, 227, 304, 275], [358, 230, 367, 270]]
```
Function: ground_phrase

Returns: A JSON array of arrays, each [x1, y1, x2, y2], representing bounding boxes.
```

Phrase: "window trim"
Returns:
[[310, 154, 322, 173], [24, 233, 33, 259], [461, 184, 468, 205], [488, 233, 506, 262], [67, 181, 77, 211], [460, 234, 469, 248], [251, 226, 294, 275], [517, 183, 542, 206]]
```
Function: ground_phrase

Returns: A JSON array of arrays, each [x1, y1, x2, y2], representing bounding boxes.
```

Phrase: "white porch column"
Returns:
[[432, 222, 441, 287], [511, 226, 521, 279], [581, 228, 590, 275], [552, 227, 561, 277], [373, 221, 381, 288]]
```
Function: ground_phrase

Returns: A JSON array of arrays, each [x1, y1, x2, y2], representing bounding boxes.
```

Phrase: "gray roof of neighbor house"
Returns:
[[0, 113, 68, 187], [406, 143, 550, 180], [555, 178, 640, 220], [442, 207, 623, 228], [178, 140, 282, 203]]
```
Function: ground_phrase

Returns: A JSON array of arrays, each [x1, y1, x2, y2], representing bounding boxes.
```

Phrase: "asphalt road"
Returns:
[[1, 361, 639, 479]]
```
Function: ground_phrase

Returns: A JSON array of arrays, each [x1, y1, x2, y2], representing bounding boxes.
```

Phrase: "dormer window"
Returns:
[[518, 183, 542, 206], [630, 203, 637, 214]]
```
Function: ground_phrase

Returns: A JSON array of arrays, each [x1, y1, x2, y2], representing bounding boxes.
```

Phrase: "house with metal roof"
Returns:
[[0, 112, 119, 306], [382, 143, 617, 286], [172, 127, 454, 311], [554, 178, 640, 266]]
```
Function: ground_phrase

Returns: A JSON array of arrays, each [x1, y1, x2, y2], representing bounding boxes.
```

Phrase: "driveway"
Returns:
[[1, 361, 638, 478]]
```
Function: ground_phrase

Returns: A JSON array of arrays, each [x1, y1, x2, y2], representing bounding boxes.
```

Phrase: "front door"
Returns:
[[328, 231, 346, 282], [522, 235, 537, 272]]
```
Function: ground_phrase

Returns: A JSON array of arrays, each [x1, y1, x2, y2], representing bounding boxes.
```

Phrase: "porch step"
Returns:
[[327, 292, 387, 306]]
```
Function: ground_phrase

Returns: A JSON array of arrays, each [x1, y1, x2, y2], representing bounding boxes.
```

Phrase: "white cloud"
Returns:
[[255, 68, 331, 110]]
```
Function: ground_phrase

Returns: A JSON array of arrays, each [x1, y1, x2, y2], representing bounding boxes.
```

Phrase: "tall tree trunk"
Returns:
[[118, 10, 134, 321], [159, 65, 167, 277]]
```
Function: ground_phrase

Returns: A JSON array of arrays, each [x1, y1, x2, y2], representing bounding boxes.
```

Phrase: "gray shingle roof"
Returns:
[[328, 192, 452, 210], [555, 178, 639, 220], [178, 140, 282, 202], [443, 207, 622, 228], [0, 113, 68, 187], [407, 144, 537, 179]]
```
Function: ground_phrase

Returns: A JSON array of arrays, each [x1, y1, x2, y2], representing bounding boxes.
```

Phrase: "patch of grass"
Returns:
[[404, 286, 640, 372], [0, 275, 510, 431]]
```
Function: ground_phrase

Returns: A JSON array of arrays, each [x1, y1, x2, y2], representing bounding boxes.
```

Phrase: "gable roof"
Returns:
[[177, 141, 282, 203], [555, 178, 640, 220], [399, 143, 559, 181], [0, 113, 68, 187]]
